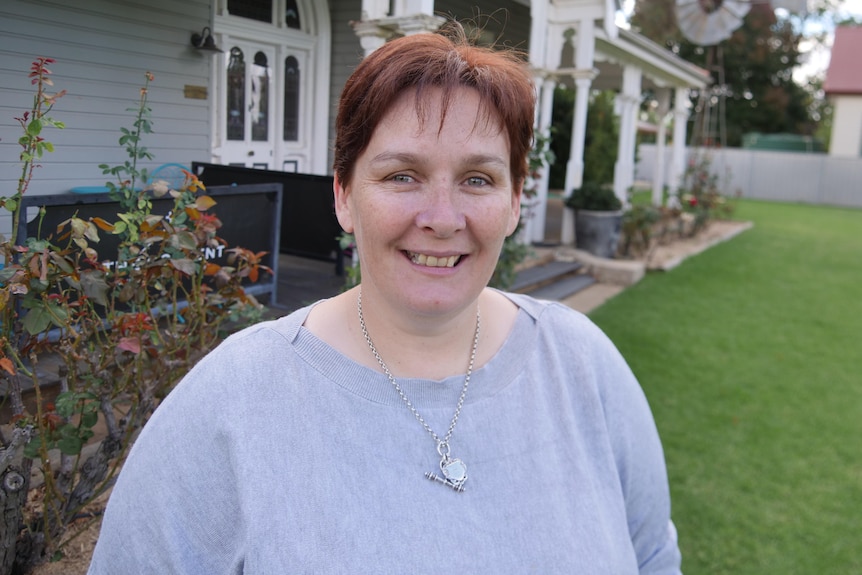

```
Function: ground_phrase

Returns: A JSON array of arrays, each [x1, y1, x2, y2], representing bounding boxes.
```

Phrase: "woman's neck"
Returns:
[[304, 286, 518, 380]]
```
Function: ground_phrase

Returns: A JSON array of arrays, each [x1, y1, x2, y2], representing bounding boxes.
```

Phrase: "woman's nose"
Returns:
[[415, 186, 466, 237]]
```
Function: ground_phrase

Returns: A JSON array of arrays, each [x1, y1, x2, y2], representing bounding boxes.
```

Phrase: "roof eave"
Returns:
[[597, 27, 711, 89]]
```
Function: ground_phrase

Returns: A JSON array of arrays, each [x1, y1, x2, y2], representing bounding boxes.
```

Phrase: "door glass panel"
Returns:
[[251, 51, 270, 142], [228, 0, 273, 24], [285, 0, 301, 29], [226, 47, 246, 141], [283, 56, 299, 141]]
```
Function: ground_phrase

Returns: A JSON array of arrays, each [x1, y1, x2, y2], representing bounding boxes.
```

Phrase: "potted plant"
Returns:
[[565, 182, 623, 258]]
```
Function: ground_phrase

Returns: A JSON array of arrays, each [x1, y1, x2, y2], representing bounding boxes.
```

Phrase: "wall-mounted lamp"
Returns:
[[190, 26, 223, 53]]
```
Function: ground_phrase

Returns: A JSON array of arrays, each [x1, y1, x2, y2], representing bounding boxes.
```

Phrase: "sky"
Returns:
[[794, 0, 862, 82]]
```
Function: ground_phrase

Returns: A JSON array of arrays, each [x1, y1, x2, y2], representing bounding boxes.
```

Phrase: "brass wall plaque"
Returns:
[[184, 85, 208, 100]]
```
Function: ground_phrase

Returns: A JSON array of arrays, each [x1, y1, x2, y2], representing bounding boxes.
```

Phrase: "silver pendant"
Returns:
[[425, 456, 467, 492]]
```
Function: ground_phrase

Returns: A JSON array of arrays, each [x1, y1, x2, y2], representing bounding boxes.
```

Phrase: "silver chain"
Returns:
[[357, 289, 480, 453]]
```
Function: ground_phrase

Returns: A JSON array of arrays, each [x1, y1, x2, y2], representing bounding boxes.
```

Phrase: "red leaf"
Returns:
[[118, 337, 142, 354], [0, 357, 15, 375]]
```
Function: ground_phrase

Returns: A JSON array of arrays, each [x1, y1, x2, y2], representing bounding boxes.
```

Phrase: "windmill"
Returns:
[[674, 0, 807, 147]]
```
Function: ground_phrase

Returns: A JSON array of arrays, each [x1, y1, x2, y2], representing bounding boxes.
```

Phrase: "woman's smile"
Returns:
[[406, 251, 463, 268]]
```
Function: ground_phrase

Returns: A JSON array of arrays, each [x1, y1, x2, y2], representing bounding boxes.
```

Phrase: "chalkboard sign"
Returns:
[[16, 183, 282, 302], [191, 163, 342, 272]]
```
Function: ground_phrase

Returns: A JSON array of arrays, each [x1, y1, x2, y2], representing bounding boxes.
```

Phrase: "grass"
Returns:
[[588, 199, 862, 574]]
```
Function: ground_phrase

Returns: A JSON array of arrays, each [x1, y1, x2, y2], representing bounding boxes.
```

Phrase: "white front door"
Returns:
[[213, 0, 329, 173], [222, 40, 277, 169]]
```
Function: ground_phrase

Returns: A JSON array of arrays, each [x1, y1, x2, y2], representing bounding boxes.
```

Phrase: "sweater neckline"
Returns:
[[282, 292, 541, 410]]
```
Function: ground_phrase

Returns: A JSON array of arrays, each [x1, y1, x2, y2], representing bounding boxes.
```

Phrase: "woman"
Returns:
[[89, 25, 681, 574]]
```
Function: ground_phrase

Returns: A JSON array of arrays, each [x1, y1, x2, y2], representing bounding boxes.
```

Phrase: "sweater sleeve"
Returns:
[[87, 345, 247, 575], [585, 318, 682, 574]]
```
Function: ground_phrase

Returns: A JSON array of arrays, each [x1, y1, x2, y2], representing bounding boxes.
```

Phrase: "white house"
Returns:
[[824, 26, 862, 158], [0, 0, 709, 244]]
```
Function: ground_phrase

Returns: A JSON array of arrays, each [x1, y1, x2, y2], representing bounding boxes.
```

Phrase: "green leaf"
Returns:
[[48, 252, 75, 274], [81, 410, 98, 429], [22, 305, 52, 334], [24, 438, 41, 459], [28, 278, 49, 294], [57, 434, 83, 456], [27, 119, 43, 136], [169, 258, 198, 276], [45, 301, 69, 327], [169, 230, 198, 251], [80, 269, 109, 306], [55, 392, 79, 418]]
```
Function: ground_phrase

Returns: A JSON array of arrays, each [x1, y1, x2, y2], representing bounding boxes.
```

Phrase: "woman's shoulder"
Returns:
[[499, 291, 603, 338], [500, 291, 632, 379], [170, 305, 317, 392]]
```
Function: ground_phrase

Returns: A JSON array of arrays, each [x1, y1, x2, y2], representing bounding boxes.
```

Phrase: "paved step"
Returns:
[[527, 273, 596, 301], [511, 259, 597, 302], [510, 260, 583, 292]]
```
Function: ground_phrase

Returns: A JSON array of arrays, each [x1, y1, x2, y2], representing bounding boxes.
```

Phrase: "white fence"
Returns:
[[636, 144, 862, 209]]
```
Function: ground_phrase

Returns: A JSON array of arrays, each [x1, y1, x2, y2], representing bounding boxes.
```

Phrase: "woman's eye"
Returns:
[[466, 176, 489, 187], [391, 174, 414, 183]]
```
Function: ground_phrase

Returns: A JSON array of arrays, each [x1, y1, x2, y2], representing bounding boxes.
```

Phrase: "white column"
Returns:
[[352, 20, 391, 56], [668, 87, 691, 208], [395, 0, 435, 14], [652, 88, 671, 206], [613, 65, 641, 206], [351, 10, 444, 56], [529, 75, 556, 244], [361, 0, 390, 19], [561, 19, 597, 246], [561, 74, 594, 245], [529, 0, 549, 69], [395, 13, 446, 35]]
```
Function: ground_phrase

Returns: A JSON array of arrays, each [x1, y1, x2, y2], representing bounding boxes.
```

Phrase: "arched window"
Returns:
[[251, 51, 270, 142], [285, 0, 301, 29], [283, 56, 300, 141], [226, 47, 246, 141], [228, 0, 273, 23]]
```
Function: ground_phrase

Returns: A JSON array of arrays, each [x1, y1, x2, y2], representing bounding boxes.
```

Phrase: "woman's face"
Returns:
[[335, 87, 521, 318]]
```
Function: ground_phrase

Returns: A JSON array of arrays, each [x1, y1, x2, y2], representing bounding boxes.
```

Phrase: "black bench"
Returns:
[[18, 183, 282, 303], [191, 163, 344, 275]]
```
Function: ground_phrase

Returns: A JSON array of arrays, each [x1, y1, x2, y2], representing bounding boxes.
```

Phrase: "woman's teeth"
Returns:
[[410, 253, 460, 267]]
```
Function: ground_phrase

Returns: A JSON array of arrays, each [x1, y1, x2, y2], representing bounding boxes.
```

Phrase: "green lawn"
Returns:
[[588, 199, 862, 574]]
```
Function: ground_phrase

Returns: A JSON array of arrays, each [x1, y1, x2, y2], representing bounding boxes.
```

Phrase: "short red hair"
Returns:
[[334, 24, 535, 192]]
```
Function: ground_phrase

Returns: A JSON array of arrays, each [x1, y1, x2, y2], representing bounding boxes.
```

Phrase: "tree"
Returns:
[[631, 0, 817, 146]]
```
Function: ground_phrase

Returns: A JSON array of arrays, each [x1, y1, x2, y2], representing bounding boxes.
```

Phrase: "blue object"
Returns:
[[149, 163, 190, 190], [70, 186, 111, 194]]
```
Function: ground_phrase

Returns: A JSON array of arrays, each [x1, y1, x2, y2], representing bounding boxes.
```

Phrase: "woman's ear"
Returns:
[[333, 173, 354, 233], [506, 181, 523, 236]]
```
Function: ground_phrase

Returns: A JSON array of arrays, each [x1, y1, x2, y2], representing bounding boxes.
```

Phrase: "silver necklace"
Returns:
[[357, 289, 480, 493]]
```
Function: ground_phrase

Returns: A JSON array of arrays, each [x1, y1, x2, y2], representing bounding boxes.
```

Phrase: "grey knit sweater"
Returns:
[[88, 292, 681, 574]]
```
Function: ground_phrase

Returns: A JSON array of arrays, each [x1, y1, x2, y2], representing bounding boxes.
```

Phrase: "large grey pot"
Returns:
[[575, 209, 623, 258]]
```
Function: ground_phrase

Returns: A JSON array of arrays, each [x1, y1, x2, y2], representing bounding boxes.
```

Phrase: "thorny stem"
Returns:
[[12, 58, 63, 250], [128, 74, 153, 194]]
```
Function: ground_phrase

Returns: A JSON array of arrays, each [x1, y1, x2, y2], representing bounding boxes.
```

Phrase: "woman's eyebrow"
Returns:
[[368, 152, 420, 166], [368, 152, 508, 170], [460, 154, 508, 170]]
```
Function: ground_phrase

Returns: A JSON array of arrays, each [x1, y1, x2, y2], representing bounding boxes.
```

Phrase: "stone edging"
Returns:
[[553, 220, 755, 286]]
